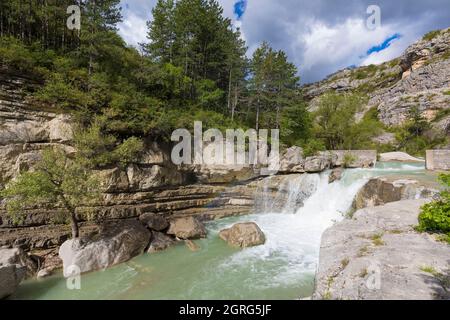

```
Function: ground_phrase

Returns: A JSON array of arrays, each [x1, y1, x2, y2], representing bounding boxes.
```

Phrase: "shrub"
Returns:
[[422, 30, 441, 41], [342, 153, 356, 168], [303, 139, 326, 157], [418, 174, 450, 236]]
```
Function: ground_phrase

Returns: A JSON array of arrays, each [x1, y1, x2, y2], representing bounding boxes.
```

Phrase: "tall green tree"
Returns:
[[247, 42, 303, 131], [143, 0, 247, 109]]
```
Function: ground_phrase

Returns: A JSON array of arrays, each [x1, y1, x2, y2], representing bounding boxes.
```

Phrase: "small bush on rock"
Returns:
[[418, 174, 450, 240]]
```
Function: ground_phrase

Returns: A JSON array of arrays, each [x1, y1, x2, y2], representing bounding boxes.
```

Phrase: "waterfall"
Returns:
[[212, 170, 370, 293], [255, 174, 321, 214]]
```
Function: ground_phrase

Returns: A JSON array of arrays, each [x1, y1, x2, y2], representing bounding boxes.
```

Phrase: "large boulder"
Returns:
[[313, 200, 450, 300], [139, 213, 169, 231], [126, 164, 185, 190], [147, 232, 177, 253], [0, 265, 26, 299], [329, 168, 343, 183], [167, 216, 207, 240], [279, 146, 304, 172], [303, 155, 332, 172], [0, 248, 37, 278], [219, 222, 266, 248], [59, 220, 150, 276], [47, 114, 73, 142], [353, 176, 439, 210]]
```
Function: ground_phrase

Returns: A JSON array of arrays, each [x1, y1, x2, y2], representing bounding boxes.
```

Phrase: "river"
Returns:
[[10, 162, 428, 300]]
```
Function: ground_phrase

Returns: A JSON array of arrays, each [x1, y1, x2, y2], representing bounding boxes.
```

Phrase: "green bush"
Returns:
[[342, 153, 356, 168], [302, 139, 326, 157], [422, 30, 441, 41], [418, 174, 450, 238]]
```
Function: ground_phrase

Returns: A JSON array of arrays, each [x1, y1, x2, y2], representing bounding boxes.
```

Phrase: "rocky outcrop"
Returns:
[[219, 222, 266, 248], [324, 150, 377, 168], [329, 168, 343, 183], [278, 148, 376, 173], [59, 220, 150, 276], [0, 265, 25, 299], [139, 213, 169, 231], [147, 231, 177, 253], [353, 176, 439, 210], [379, 152, 424, 162], [167, 216, 207, 240], [426, 149, 450, 170], [0, 248, 37, 278], [313, 199, 450, 300], [303, 28, 450, 135], [0, 247, 36, 299]]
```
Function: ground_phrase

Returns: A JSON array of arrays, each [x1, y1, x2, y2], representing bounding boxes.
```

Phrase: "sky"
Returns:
[[118, 0, 450, 84]]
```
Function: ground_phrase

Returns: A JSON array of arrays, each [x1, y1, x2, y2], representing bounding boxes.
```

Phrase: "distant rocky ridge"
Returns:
[[303, 27, 450, 139]]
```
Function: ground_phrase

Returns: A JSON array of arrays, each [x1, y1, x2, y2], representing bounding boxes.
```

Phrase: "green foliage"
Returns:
[[280, 101, 311, 146], [395, 106, 446, 156], [422, 30, 441, 41], [351, 64, 378, 80], [302, 139, 326, 157], [0, 0, 309, 147], [418, 174, 450, 238], [74, 119, 144, 168], [0, 148, 100, 234], [312, 92, 381, 150], [342, 153, 356, 168], [113, 137, 145, 167]]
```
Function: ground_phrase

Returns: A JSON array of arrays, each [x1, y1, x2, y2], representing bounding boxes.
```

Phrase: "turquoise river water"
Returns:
[[10, 162, 431, 300]]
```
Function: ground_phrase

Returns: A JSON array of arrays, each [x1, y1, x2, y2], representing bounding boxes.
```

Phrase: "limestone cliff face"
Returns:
[[0, 67, 260, 253], [303, 28, 450, 134]]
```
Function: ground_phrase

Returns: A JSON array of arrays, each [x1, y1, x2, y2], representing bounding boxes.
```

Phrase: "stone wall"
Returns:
[[426, 149, 450, 170]]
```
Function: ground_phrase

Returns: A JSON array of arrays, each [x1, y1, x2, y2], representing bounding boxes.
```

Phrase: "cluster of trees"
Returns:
[[0, 0, 309, 144], [144, 0, 307, 136], [0, 0, 310, 237]]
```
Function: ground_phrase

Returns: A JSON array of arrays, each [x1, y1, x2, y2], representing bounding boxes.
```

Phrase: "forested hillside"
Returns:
[[0, 0, 448, 159], [0, 0, 309, 152]]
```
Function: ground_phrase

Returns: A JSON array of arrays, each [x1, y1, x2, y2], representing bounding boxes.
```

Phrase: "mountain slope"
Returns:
[[303, 28, 450, 136]]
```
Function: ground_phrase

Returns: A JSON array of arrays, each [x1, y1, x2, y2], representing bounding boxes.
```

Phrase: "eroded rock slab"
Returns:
[[313, 200, 450, 300], [353, 176, 439, 210], [147, 231, 177, 253], [379, 152, 424, 162]]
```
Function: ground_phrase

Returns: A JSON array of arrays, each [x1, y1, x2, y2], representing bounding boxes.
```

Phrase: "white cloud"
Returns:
[[118, 11, 148, 47], [302, 19, 397, 71], [117, 0, 450, 83]]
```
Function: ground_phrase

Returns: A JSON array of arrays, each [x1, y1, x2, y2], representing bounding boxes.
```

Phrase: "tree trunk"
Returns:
[[227, 68, 232, 114], [70, 211, 80, 239], [256, 99, 260, 132]]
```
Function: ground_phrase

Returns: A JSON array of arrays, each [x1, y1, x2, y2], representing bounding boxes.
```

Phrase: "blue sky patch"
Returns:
[[234, 0, 247, 20], [366, 33, 402, 55]]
